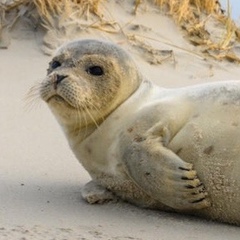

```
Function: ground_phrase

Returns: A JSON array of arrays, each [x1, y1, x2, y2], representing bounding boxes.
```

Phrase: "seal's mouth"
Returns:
[[47, 95, 65, 103], [46, 94, 76, 109]]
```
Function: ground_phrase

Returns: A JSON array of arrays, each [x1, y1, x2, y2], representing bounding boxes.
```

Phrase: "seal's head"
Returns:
[[40, 39, 142, 137]]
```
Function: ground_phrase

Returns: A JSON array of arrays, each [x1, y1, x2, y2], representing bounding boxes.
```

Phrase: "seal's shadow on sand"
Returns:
[[3, 178, 238, 229], [2, 178, 240, 240]]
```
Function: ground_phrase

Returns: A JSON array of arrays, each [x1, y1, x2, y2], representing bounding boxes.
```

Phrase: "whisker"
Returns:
[[87, 101, 105, 124], [75, 104, 83, 135], [74, 103, 89, 140], [24, 99, 42, 113], [82, 102, 90, 139], [23, 83, 42, 112], [74, 105, 80, 132], [84, 103, 100, 130]]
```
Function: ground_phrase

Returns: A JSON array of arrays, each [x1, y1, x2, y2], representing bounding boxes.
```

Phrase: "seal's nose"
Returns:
[[56, 74, 68, 84], [53, 74, 68, 90]]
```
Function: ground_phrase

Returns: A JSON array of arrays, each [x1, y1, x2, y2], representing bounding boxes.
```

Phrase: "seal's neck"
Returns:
[[64, 80, 153, 147], [65, 124, 98, 145], [58, 81, 150, 145]]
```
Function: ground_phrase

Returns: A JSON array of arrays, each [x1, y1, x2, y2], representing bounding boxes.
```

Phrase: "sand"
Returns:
[[1, 1, 240, 239]]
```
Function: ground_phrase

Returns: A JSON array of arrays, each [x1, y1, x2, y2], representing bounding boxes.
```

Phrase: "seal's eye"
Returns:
[[51, 61, 61, 69], [86, 66, 104, 76]]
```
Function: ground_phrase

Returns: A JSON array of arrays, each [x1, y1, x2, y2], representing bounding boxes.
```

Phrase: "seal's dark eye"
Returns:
[[86, 66, 104, 76], [51, 61, 61, 69]]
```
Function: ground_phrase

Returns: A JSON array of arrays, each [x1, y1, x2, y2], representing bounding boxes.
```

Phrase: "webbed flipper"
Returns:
[[121, 122, 211, 210]]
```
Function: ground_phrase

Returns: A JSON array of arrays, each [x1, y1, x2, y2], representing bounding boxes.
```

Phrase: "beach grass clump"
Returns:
[[149, 0, 240, 62]]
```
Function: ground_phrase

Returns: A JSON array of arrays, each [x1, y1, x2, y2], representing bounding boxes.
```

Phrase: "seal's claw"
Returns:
[[178, 164, 193, 171], [169, 166, 211, 210], [190, 197, 211, 209], [181, 169, 197, 179]]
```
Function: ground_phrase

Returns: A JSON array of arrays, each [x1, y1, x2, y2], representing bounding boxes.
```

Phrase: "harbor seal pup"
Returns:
[[38, 39, 240, 225]]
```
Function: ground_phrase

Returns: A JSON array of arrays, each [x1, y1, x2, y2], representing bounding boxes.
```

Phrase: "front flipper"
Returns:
[[81, 181, 118, 204], [121, 122, 211, 211]]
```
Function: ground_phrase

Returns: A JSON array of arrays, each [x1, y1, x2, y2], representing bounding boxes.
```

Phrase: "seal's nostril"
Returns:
[[56, 74, 68, 84]]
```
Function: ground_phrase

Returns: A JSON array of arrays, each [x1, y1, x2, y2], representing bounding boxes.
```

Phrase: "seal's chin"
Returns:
[[47, 95, 65, 103], [47, 95, 75, 109]]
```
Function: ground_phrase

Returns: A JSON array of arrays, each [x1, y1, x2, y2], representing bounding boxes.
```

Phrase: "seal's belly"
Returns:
[[168, 106, 240, 223]]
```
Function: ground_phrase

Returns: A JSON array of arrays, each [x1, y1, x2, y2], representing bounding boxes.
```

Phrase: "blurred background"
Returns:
[[220, 0, 240, 22]]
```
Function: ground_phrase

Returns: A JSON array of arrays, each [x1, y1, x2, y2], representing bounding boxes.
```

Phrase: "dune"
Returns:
[[0, 0, 240, 239]]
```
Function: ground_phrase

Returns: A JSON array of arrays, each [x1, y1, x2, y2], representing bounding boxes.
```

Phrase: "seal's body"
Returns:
[[38, 39, 240, 225], [78, 81, 240, 225]]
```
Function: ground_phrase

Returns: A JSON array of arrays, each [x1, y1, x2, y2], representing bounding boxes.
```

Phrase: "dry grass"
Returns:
[[0, 0, 104, 31], [0, 0, 105, 52], [147, 0, 240, 62], [31, 0, 104, 33], [34, 0, 103, 26], [127, 34, 175, 65], [0, 0, 240, 62]]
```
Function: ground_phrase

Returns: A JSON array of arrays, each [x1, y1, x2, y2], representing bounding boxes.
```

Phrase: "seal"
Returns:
[[38, 39, 240, 225]]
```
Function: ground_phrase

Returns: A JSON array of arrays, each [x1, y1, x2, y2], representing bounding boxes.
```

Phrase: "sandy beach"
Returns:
[[1, 1, 240, 239]]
